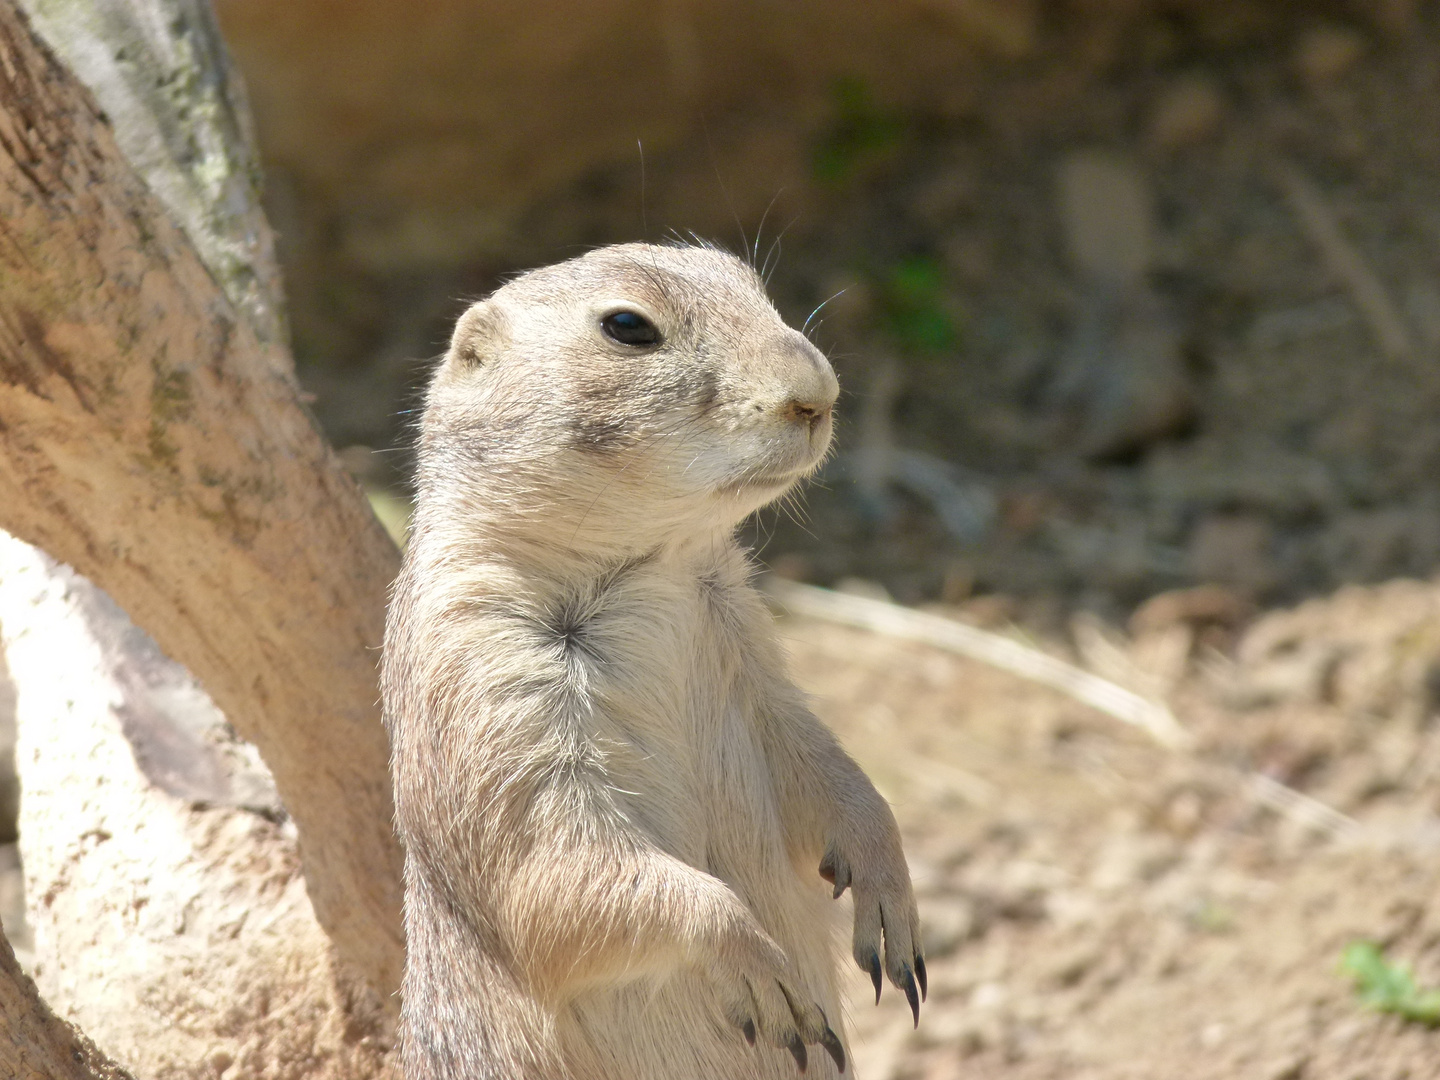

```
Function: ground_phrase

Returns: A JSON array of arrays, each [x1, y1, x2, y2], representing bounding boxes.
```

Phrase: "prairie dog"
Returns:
[[382, 243, 922, 1079]]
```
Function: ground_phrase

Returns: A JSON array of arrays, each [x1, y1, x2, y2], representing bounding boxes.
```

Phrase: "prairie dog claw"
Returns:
[[901, 964, 920, 1027]]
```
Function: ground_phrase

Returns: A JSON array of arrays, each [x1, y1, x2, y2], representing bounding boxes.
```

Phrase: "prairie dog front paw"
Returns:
[[820, 832, 925, 1027], [707, 925, 847, 1073]]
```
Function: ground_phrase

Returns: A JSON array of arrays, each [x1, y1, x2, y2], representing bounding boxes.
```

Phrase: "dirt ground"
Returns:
[[4, 566, 1436, 1079], [776, 576, 1440, 1079]]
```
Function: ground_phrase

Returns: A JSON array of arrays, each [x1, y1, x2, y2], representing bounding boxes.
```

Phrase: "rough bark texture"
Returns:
[[0, 0, 404, 998], [17, 0, 286, 350], [0, 921, 134, 1080], [0, 536, 394, 1079]]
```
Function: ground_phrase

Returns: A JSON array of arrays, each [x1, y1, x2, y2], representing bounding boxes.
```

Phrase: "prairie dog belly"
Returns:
[[578, 571, 794, 879], [565, 580, 843, 1079], [567, 703, 842, 1080]]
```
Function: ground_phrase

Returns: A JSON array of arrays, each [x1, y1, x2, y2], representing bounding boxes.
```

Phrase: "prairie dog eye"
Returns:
[[601, 310, 662, 347]]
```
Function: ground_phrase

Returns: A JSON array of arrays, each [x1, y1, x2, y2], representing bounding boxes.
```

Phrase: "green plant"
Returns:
[[1340, 941, 1440, 1026], [879, 257, 959, 356], [812, 77, 904, 186]]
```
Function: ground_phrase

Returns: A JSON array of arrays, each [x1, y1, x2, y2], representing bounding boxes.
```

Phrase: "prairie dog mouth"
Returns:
[[717, 464, 812, 497]]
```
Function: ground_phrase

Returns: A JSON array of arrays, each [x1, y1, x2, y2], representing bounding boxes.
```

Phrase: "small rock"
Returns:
[[1130, 584, 1254, 636], [1057, 151, 1152, 286], [1051, 152, 1194, 458], [1164, 790, 1206, 837]]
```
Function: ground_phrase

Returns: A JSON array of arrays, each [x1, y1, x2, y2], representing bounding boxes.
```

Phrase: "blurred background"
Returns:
[[6, 4, 1440, 1078], [216, 0, 1440, 627]]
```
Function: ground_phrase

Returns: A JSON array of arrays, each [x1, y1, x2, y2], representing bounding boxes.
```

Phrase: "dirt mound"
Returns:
[[778, 575, 1440, 1079]]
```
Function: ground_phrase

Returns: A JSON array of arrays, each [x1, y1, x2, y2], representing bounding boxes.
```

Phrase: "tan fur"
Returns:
[[382, 243, 921, 1080]]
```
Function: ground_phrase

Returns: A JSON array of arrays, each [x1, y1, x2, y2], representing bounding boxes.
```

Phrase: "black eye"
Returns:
[[601, 310, 662, 347]]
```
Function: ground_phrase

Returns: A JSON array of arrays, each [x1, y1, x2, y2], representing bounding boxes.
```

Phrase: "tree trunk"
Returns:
[[0, 0, 404, 1005], [18, 0, 287, 352], [0, 918, 135, 1080]]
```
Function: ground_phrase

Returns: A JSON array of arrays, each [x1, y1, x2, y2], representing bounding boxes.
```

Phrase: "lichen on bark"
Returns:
[[17, 0, 288, 353]]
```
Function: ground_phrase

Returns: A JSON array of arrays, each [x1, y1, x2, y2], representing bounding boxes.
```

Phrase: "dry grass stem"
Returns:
[[767, 580, 1193, 748], [1242, 770, 1367, 840], [1275, 159, 1415, 361], [770, 581, 1377, 844]]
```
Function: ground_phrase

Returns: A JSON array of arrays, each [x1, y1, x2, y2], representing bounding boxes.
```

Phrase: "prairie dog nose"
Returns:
[[775, 334, 839, 426], [781, 397, 833, 427]]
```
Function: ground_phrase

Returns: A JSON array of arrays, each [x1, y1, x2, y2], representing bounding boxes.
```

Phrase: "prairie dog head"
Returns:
[[418, 243, 838, 555]]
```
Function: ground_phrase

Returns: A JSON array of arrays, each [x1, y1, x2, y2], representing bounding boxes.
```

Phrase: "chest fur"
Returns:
[[562, 565, 781, 862]]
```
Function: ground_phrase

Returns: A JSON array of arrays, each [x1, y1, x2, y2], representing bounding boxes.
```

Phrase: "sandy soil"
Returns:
[[778, 577, 1440, 1080], [4, 568, 1434, 1080]]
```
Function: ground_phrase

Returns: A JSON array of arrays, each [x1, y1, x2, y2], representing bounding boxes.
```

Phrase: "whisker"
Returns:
[[637, 138, 648, 237], [753, 189, 783, 268], [803, 289, 847, 336], [702, 120, 750, 264]]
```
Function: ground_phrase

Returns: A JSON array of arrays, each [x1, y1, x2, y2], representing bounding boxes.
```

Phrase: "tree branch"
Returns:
[[0, 0, 403, 996], [0, 922, 135, 1080]]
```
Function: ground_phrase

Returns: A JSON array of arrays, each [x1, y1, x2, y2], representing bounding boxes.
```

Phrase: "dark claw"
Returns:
[[820, 1026, 847, 1073], [901, 964, 920, 1028], [915, 954, 928, 1002], [818, 850, 850, 898], [786, 1033, 808, 1073], [742, 1019, 756, 1046], [818, 849, 836, 885], [867, 951, 882, 1004]]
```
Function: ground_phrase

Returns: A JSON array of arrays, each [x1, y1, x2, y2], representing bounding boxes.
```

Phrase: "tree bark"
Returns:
[[0, 922, 134, 1080], [17, 0, 287, 352], [0, 0, 404, 1001]]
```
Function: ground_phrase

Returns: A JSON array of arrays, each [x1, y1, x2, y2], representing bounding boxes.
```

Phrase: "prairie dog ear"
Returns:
[[447, 300, 508, 368]]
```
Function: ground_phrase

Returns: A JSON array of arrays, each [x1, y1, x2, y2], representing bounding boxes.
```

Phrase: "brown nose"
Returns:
[[782, 399, 833, 428]]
